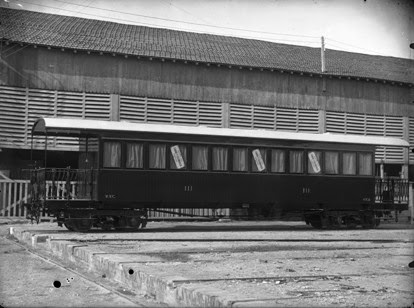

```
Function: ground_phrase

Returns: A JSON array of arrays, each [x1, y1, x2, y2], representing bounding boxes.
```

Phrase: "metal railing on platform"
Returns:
[[375, 178, 409, 204]]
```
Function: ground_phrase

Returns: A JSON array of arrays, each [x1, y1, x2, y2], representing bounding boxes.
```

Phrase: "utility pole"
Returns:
[[321, 36, 326, 73]]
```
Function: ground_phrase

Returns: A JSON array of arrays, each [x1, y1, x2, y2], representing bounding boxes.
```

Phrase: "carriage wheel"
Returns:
[[361, 214, 376, 229], [69, 219, 93, 232], [309, 215, 323, 229], [64, 222, 75, 231]]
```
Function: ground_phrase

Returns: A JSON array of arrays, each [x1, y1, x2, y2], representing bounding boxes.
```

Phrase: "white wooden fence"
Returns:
[[0, 179, 77, 218]]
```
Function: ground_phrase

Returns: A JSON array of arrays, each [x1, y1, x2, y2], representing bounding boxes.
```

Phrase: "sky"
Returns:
[[2, 0, 414, 59]]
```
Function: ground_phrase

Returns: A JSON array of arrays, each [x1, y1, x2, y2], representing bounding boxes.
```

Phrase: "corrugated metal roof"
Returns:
[[1, 8, 413, 84], [33, 117, 410, 147]]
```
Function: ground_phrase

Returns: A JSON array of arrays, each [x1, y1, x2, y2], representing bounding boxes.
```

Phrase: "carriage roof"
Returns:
[[33, 117, 410, 148]]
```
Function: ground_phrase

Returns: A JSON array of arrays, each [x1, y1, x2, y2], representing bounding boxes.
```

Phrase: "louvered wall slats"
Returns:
[[84, 93, 111, 120], [173, 101, 198, 125], [0, 86, 409, 164], [325, 111, 345, 133], [119, 96, 223, 127], [275, 108, 297, 131], [198, 102, 222, 127], [27, 89, 56, 148], [57, 92, 84, 118], [297, 110, 319, 133], [230, 104, 253, 128], [229, 104, 319, 133], [147, 99, 173, 123], [326, 111, 405, 163], [366, 115, 385, 136], [253, 106, 275, 129], [345, 113, 365, 135], [0, 87, 26, 147], [384, 116, 404, 162], [0, 86, 111, 150], [119, 96, 147, 122]]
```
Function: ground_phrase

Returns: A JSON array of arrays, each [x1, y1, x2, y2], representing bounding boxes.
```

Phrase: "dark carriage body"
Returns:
[[27, 117, 409, 231]]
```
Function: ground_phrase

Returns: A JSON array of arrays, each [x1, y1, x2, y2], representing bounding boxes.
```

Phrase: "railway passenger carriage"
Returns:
[[26, 117, 409, 232]]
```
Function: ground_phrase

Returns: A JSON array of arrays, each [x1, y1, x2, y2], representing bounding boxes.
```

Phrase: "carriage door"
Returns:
[[305, 150, 323, 205], [78, 137, 98, 200]]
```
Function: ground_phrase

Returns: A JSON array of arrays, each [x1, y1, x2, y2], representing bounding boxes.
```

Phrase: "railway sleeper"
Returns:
[[304, 210, 379, 230]]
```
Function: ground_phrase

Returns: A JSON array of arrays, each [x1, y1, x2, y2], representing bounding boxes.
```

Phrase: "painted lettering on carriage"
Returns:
[[171, 145, 185, 169], [308, 151, 321, 173], [363, 198, 371, 202], [105, 194, 116, 199], [252, 149, 266, 171]]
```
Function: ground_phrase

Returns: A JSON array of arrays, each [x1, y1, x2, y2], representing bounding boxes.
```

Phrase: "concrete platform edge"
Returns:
[[9, 227, 233, 307]]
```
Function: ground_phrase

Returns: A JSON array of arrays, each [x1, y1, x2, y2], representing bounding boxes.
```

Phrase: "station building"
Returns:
[[1, 7, 413, 180]]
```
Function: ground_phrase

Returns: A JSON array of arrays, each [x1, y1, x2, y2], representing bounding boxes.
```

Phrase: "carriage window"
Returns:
[[149, 144, 166, 169], [103, 142, 121, 168], [289, 150, 304, 173], [170, 145, 187, 170], [307, 151, 322, 174], [343, 152, 356, 175], [252, 148, 267, 172], [126, 143, 143, 169], [233, 148, 248, 172], [212, 147, 228, 171], [271, 149, 285, 173], [359, 153, 373, 175], [325, 151, 339, 174], [192, 146, 208, 170]]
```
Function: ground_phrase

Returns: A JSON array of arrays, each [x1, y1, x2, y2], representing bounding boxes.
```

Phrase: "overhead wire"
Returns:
[[14, 0, 320, 39], [325, 37, 390, 57]]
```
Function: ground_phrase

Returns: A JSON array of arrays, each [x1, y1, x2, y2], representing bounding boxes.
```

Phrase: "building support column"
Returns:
[[318, 109, 326, 133], [402, 116, 409, 179], [222, 102, 230, 128], [110, 94, 120, 121]]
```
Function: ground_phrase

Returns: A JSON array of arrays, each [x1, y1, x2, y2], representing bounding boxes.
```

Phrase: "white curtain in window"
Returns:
[[289, 151, 304, 173], [170, 145, 187, 169], [325, 152, 339, 174], [233, 148, 248, 172], [271, 149, 285, 173], [192, 146, 208, 170], [126, 143, 143, 168], [149, 144, 166, 169], [212, 147, 228, 171], [359, 153, 372, 175], [103, 142, 121, 168], [343, 152, 356, 175]]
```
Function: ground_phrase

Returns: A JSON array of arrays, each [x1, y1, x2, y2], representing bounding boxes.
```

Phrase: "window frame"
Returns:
[[168, 143, 188, 171], [324, 151, 340, 175], [307, 150, 323, 175], [251, 148, 268, 173], [342, 151, 357, 175], [125, 142, 144, 169], [148, 143, 167, 170], [102, 140, 122, 168], [191, 144, 210, 171], [211, 145, 229, 172], [288, 149, 305, 174], [232, 146, 249, 173], [270, 148, 286, 173], [358, 151, 374, 176]]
